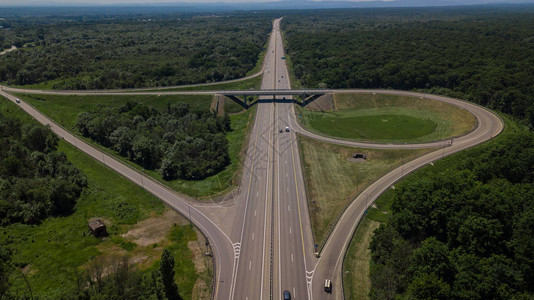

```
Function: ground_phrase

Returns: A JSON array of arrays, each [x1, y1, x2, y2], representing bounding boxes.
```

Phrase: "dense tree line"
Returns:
[[69, 250, 182, 300], [0, 246, 183, 299], [369, 132, 534, 299], [284, 6, 534, 126], [0, 113, 87, 225], [76, 101, 231, 180], [0, 14, 271, 89]]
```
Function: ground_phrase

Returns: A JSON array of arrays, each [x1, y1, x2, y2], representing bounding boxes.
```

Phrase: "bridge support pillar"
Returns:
[[223, 94, 249, 109]]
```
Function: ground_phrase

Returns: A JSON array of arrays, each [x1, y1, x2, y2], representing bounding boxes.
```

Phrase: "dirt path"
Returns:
[[0, 45, 17, 56]]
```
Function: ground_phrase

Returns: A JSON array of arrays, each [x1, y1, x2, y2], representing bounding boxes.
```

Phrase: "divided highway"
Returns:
[[0, 16, 503, 300]]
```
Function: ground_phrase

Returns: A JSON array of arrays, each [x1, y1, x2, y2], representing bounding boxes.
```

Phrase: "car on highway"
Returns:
[[283, 290, 291, 300], [285, 126, 290, 132], [15, 98, 20, 103], [324, 279, 332, 293]]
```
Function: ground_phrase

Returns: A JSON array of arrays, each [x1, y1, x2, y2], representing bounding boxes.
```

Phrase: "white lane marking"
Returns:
[[233, 243, 241, 258], [291, 253, 294, 262], [306, 270, 314, 285], [288, 205, 291, 212], [255, 210, 257, 216], [252, 233, 255, 240], [293, 287, 296, 299], [289, 226, 292, 235], [249, 261, 252, 270], [287, 188, 289, 193], [256, 191, 259, 197], [286, 172, 288, 177]]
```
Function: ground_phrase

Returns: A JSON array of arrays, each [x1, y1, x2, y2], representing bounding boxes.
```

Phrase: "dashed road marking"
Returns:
[[249, 261, 252, 270], [252, 233, 255, 240]]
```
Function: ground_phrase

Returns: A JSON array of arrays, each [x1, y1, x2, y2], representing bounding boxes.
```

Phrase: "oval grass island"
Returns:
[[296, 93, 477, 143]]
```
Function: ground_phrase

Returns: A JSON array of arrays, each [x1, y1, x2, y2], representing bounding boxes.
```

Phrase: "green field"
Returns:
[[17, 93, 255, 198], [297, 135, 434, 248], [342, 113, 516, 299], [145, 74, 262, 92], [0, 98, 210, 299], [297, 93, 476, 143]]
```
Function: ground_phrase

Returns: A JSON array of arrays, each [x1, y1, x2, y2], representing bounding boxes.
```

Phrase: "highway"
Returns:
[[0, 17, 504, 300]]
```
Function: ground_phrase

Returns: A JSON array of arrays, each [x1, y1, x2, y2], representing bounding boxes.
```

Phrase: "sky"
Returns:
[[0, 0, 530, 6]]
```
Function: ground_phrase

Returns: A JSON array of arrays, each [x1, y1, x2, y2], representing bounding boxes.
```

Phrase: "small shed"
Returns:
[[88, 219, 107, 237], [353, 153, 367, 160]]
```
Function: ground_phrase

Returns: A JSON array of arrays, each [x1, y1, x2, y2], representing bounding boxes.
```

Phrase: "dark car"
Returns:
[[283, 290, 291, 300]]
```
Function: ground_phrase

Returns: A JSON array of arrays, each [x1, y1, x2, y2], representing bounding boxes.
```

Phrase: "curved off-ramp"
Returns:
[[305, 90, 503, 300], [0, 18, 504, 300]]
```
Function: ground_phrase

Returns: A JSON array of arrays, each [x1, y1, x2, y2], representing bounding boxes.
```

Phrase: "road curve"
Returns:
[[307, 95, 503, 299], [0, 16, 505, 300], [0, 66, 262, 93], [0, 89, 237, 300]]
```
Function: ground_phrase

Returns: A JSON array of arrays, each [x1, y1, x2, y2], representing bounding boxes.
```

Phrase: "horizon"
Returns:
[[0, 0, 532, 8]]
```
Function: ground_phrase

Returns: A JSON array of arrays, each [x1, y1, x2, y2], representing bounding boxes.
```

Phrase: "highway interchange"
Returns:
[[0, 17, 503, 300]]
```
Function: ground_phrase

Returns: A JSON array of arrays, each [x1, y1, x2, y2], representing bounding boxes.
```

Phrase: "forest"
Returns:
[[283, 6, 534, 127], [0, 13, 271, 89], [369, 131, 534, 299], [0, 112, 86, 225], [76, 101, 231, 180]]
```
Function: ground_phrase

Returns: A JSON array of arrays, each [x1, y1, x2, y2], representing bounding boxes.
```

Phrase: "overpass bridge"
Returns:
[[219, 89, 332, 108]]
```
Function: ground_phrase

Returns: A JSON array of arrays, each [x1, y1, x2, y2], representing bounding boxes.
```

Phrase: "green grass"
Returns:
[[224, 98, 246, 114], [17, 93, 212, 130], [342, 112, 515, 299], [17, 93, 256, 198], [146, 75, 262, 92], [297, 135, 434, 249], [342, 217, 380, 300], [246, 38, 269, 76], [168, 224, 199, 300], [297, 93, 476, 143], [280, 30, 303, 89], [0, 97, 207, 298]]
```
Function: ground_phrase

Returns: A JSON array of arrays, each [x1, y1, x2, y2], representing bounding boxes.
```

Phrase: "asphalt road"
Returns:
[[226, 18, 314, 300], [0, 91, 237, 300], [0, 17, 504, 300]]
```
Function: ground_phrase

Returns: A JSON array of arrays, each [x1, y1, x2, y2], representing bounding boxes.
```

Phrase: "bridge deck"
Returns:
[[219, 89, 331, 96]]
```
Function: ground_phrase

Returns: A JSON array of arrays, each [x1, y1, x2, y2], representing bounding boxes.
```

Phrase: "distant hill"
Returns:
[[0, 0, 533, 14]]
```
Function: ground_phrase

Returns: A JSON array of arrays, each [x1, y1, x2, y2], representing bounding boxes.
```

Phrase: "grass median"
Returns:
[[17, 93, 256, 198], [297, 135, 434, 249], [297, 93, 476, 143]]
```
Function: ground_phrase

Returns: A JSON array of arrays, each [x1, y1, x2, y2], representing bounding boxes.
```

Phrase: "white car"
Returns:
[[285, 126, 290, 132], [15, 98, 20, 103]]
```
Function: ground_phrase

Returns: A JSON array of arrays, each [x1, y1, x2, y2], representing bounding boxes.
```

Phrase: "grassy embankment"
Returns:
[[297, 135, 434, 250], [17, 93, 255, 198], [145, 74, 262, 92], [342, 113, 516, 299], [0, 98, 211, 299], [297, 93, 476, 143]]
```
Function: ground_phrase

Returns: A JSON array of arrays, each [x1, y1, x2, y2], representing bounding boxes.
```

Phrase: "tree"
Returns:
[[0, 246, 11, 298], [160, 249, 180, 300]]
